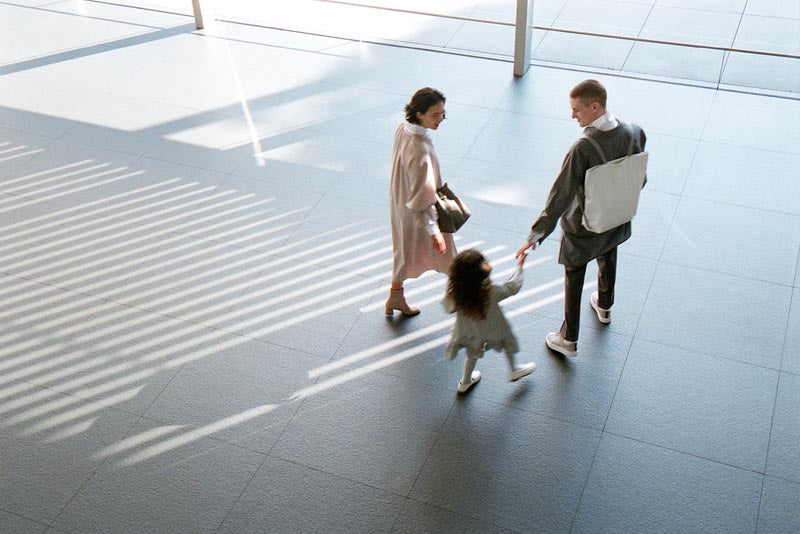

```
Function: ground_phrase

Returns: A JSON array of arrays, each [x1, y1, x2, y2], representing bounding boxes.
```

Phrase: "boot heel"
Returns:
[[385, 287, 420, 317]]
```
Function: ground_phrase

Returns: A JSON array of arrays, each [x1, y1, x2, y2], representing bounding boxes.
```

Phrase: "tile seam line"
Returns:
[[570, 331, 637, 532], [0, 506, 51, 530], [760, 471, 800, 486], [717, 0, 751, 89], [656, 258, 798, 289], [394, 400, 459, 528], [4, 39, 796, 107], [251, 176, 344, 459], [213, 450, 269, 532], [691, 137, 800, 158], [457, 105, 502, 171], [44, 403, 144, 531], [398, 498, 511, 532], [0, 338, 328, 450], [757, 368, 782, 532], [266, 453, 416, 500], [676, 192, 800, 224], [153, 315, 793, 440], [1, 254, 373, 360], [579, 172, 670, 528], [82, 0, 195, 19], [0, 0, 182, 31], [395, 497, 512, 533], [616, 0, 657, 78], [213, 294, 340, 532], [601, 429, 771, 476], [0, 271, 337, 370], [440, 12, 466, 50], [633, 333, 784, 373], [655, 112, 706, 260], [79, 0, 800, 101], [781, 247, 800, 371], [388, 394, 594, 531], [757, 243, 799, 527], [6, 1, 799, 102], [359, 335, 621, 433], [568, 423, 606, 532]]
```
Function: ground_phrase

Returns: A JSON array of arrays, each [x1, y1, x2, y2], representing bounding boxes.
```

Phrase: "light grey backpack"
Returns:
[[580, 130, 648, 233]]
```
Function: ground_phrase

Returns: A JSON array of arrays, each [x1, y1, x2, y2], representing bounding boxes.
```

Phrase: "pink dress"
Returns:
[[389, 122, 457, 282]]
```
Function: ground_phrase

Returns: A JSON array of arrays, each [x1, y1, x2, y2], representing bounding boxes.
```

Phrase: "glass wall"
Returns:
[[103, 0, 800, 96]]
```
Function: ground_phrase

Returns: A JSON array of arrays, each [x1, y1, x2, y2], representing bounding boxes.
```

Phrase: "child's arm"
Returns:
[[494, 254, 525, 301]]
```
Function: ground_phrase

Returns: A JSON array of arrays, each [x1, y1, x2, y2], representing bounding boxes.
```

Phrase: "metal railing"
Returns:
[[312, 0, 800, 60]]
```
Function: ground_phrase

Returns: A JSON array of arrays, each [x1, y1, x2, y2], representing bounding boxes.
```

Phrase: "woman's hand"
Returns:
[[431, 233, 446, 255]]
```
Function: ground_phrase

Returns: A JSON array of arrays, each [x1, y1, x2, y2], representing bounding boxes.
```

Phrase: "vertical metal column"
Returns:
[[513, 0, 533, 76], [191, 0, 204, 29]]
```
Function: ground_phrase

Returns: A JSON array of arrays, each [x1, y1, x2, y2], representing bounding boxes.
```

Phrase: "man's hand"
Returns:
[[516, 241, 536, 259], [431, 233, 446, 255]]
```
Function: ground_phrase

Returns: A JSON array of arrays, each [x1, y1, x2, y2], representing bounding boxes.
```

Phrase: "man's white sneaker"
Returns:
[[509, 362, 537, 382], [545, 332, 577, 357], [590, 291, 611, 324], [457, 371, 481, 393]]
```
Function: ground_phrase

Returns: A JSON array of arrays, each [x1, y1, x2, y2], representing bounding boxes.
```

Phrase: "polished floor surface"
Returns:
[[1, 1, 799, 533]]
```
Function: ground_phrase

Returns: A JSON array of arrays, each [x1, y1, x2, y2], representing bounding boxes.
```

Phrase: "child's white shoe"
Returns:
[[457, 371, 481, 393], [509, 362, 537, 382]]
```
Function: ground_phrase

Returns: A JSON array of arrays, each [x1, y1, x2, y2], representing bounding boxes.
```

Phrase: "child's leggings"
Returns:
[[462, 349, 517, 383]]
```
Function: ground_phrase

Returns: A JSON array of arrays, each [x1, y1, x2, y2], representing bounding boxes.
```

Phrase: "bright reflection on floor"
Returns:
[[0, 6, 585, 467], [0, 145, 596, 467]]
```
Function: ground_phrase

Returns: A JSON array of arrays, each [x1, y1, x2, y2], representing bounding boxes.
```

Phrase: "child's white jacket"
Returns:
[[442, 264, 522, 360]]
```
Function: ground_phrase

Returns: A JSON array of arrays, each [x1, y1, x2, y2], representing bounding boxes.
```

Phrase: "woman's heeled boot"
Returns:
[[385, 288, 420, 316]]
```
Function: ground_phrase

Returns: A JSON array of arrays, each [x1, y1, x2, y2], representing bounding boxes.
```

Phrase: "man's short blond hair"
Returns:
[[570, 79, 607, 108]]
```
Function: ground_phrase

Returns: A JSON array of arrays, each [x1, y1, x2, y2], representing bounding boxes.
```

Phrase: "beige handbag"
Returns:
[[581, 132, 648, 233]]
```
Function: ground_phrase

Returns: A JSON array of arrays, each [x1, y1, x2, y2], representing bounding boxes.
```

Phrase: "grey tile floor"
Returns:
[[0, 1, 799, 533]]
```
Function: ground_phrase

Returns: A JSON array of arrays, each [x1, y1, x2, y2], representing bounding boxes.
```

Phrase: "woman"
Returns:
[[386, 87, 457, 316]]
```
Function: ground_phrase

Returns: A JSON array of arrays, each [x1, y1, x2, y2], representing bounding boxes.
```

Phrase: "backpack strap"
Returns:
[[621, 121, 636, 157], [580, 134, 607, 163], [581, 122, 638, 162]]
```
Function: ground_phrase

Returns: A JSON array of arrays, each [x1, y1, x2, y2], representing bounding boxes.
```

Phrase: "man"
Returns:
[[516, 79, 646, 357]]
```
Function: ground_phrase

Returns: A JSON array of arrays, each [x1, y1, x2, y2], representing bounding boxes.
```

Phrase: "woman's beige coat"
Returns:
[[389, 122, 456, 282]]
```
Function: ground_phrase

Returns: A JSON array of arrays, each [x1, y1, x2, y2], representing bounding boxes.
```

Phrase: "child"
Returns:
[[443, 249, 536, 393]]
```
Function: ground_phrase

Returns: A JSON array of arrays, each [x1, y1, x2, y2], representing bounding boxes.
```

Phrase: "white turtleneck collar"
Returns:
[[403, 122, 428, 136]]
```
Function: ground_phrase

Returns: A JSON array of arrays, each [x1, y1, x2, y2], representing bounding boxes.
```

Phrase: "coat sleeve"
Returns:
[[528, 142, 589, 244], [403, 145, 440, 235], [442, 293, 456, 314], [492, 264, 523, 302], [639, 127, 648, 188]]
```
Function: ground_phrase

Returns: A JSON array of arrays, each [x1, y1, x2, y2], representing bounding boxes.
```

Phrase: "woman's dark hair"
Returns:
[[405, 87, 445, 125], [446, 249, 491, 320]]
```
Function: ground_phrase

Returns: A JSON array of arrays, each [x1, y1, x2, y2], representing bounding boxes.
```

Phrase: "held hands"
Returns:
[[431, 233, 446, 255], [515, 240, 537, 260]]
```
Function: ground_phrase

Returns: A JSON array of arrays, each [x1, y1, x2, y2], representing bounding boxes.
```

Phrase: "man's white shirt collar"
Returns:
[[586, 111, 618, 132]]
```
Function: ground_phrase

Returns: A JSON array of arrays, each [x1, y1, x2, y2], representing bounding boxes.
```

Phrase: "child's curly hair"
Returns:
[[446, 249, 491, 320]]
